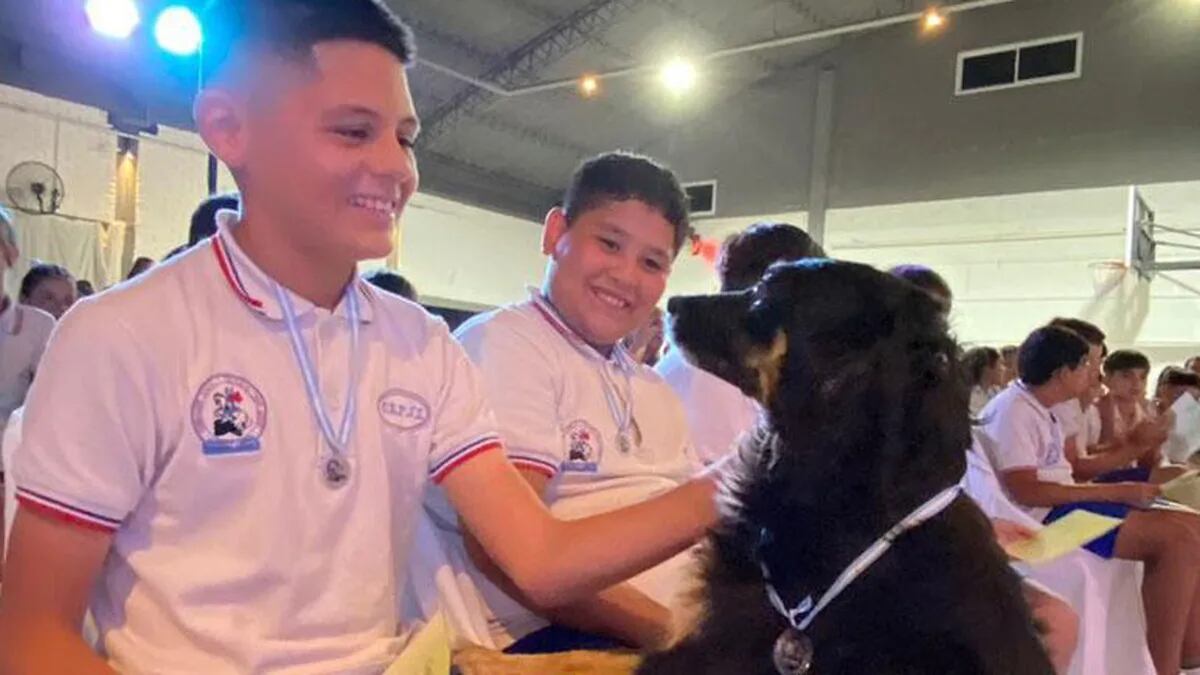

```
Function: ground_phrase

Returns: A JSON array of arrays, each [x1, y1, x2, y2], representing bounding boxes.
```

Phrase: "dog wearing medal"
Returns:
[[640, 260, 1054, 674]]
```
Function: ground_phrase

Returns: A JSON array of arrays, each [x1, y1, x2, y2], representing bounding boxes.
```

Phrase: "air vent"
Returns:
[[684, 180, 716, 217], [956, 33, 1082, 95]]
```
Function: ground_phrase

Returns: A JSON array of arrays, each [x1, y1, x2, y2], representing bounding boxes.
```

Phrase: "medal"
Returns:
[[618, 431, 632, 454], [275, 282, 361, 490], [323, 455, 351, 488], [773, 628, 814, 675]]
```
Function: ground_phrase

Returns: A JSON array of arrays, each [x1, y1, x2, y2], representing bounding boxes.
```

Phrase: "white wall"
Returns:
[[670, 185, 1200, 365]]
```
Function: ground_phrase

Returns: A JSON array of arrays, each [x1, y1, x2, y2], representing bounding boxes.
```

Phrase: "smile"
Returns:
[[591, 286, 632, 310], [349, 194, 399, 217]]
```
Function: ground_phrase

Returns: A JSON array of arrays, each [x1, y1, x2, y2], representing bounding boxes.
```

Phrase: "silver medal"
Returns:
[[772, 628, 813, 675], [323, 455, 351, 489], [618, 431, 632, 454]]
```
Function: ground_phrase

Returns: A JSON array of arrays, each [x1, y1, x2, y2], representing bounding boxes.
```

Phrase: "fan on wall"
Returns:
[[5, 160, 66, 215]]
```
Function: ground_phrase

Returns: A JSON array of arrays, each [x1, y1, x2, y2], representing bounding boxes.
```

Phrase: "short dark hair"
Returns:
[[1103, 349, 1151, 376], [561, 151, 690, 253], [888, 264, 952, 309], [19, 263, 74, 301], [1018, 326, 1089, 386], [717, 222, 825, 292], [364, 270, 417, 302], [126, 257, 155, 281], [1158, 366, 1200, 390], [961, 346, 1002, 387], [190, 192, 240, 246], [201, 0, 415, 84], [1047, 317, 1107, 352]]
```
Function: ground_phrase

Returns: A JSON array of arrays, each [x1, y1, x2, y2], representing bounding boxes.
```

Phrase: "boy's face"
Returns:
[[1157, 383, 1192, 408], [1105, 368, 1148, 400], [542, 200, 675, 350], [25, 276, 76, 319], [200, 41, 419, 265]]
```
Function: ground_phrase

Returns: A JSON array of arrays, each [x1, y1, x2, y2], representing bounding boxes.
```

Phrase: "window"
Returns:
[[956, 33, 1083, 95], [683, 180, 716, 217]]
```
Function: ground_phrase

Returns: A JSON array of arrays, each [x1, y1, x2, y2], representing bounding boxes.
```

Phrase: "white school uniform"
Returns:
[[979, 382, 1073, 521], [0, 299, 54, 474], [427, 291, 700, 647], [1050, 399, 1102, 458], [13, 214, 502, 674], [655, 347, 760, 465]]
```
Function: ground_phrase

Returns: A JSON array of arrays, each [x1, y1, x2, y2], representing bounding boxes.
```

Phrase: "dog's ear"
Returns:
[[744, 330, 787, 407]]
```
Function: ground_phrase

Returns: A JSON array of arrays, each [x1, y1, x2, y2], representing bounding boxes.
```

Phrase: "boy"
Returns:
[[1157, 366, 1200, 412], [657, 221, 823, 465], [0, 3, 717, 672], [1098, 349, 1157, 446], [429, 152, 698, 653], [0, 206, 56, 580], [981, 325, 1200, 675], [1046, 318, 1168, 482]]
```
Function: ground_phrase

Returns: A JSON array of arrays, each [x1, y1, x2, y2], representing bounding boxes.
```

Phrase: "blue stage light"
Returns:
[[85, 0, 140, 40], [154, 6, 202, 56]]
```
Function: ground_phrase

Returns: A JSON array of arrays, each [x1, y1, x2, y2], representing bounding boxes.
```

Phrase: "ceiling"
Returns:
[[0, 0, 946, 219]]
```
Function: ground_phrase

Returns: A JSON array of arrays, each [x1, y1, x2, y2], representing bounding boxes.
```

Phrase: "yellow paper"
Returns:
[[1161, 470, 1200, 510], [386, 613, 451, 675], [1005, 511, 1123, 564]]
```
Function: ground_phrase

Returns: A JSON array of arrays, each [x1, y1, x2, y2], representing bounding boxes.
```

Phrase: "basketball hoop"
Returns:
[[1089, 260, 1128, 296]]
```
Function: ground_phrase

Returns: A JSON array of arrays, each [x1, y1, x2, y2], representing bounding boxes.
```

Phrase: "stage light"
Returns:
[[922, 8, 946, 31], [86, 0, 140, 40], [659, 58, 697, 94], [154, 6, 202, 56], [578, 75, 600, 97]]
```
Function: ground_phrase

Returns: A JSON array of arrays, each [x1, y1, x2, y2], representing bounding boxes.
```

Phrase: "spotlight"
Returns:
[[578, 75, 600, 97], [154, 6, 203, 56], [659, 58, 697, 94], [85, 0, 140, 40], [922, 8, 946, 31]]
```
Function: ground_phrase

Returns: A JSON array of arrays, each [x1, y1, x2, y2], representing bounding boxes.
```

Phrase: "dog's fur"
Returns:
[[640, 260, 1054, 675]]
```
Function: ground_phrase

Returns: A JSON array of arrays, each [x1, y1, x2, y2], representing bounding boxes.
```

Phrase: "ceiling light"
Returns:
[[154, 6, 203, 56], [922, 8, 947, 31], [86, 0, 141, 39], [578, 74, 600, 97], [659, 58, 697, 94]]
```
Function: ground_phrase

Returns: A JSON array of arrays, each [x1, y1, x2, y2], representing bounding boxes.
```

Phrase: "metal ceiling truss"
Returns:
[[419, 0, 648, 144], [497, 0, 637, 61]]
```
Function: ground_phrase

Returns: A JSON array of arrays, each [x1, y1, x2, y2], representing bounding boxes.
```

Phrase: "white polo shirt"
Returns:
[[655, 347, 760, 465], [428, 291, 700, 646], [13, 216, 502, 674], [0, 298, 54, 470], [979, 382, 1074, 521]]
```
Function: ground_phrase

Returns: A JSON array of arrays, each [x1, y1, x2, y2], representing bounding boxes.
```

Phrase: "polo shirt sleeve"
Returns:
[[456, 317, 561, 480], [427, 323, 505, 484], [981, 398, 1042, 474], [12, 304, 158, 533]]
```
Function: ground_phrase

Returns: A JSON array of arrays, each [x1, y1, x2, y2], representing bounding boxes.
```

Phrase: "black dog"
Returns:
[[640, 260, 1053, 675]]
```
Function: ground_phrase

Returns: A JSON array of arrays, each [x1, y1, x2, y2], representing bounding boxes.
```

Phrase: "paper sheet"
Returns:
[[1161, 470, 1200, 510], [1163, 393, 1200, 464], [1005, 510, 1124, 564], [386, 613, 451, 675]]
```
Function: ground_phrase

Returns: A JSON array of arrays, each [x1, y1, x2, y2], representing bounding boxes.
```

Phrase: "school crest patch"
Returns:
[[191, 374, 268, 456], [561, 419, 602, 473]]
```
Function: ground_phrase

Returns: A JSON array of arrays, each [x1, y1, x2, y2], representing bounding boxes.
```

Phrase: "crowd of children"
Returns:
[[0, 1, 1197, 674]]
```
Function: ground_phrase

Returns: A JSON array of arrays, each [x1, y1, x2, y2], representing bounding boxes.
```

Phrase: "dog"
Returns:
[[640, 259, 1053, 675]]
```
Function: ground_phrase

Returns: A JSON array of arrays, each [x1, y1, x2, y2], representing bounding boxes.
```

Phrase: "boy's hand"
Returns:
[[991, 518, 1037, 549], [1107, 482, 1161, 508], [1129, 417, 1169, 450]]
